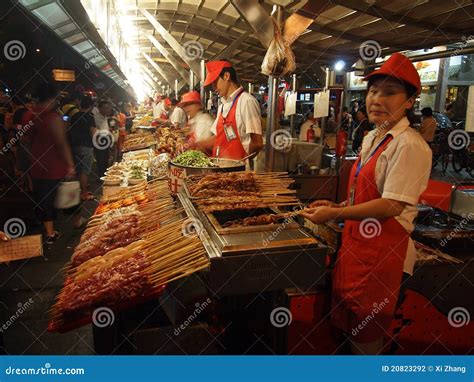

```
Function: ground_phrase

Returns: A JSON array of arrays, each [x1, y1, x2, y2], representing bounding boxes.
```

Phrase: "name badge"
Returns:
[[348, 184, 355, 206], [224, 123, 237, 141]]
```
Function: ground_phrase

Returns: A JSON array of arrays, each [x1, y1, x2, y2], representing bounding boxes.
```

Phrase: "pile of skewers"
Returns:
[[49, 219, 209, 332], [71, 197, 179, 267], [154, 128, 186, 158], [95, 179, 169, 214], [122, 133, 157, 152], [186, 172, 298, 212]]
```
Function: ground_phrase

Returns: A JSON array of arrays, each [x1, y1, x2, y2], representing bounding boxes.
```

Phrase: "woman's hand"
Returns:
[[308, 199, 339, 208], [301, 206, 340, 224], [0, 231, 11, 241]]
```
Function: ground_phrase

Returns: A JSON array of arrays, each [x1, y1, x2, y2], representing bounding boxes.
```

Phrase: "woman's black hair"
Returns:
[[421, 107, 433, 117], [34, 82, 59, 103], [367, 74, 418, 126], [81, 96, 94, 110]]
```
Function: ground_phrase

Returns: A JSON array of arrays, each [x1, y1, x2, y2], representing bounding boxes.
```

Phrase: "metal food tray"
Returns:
[[203, 208, 300, 235], [178, 193, 328, 296]]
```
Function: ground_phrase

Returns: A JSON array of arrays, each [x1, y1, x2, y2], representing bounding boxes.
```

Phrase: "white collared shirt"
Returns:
[[359, 117, 432, 274], [153, 101, 166, 119], [190, 111, 214, 141], [170, 106, 187, 128], [92, 108, 109, 131], [210, 87, 263, 153]]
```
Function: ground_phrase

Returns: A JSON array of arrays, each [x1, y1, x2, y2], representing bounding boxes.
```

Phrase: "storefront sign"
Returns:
[[348, 72, 366, 90], [415, 59, 440, 83], [52, 69, 75, 82]]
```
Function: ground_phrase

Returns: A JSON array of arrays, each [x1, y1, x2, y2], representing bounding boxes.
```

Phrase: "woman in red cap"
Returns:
[[302, 53, 432, 354], [179, 91, 214, 144], [192, 60, 263, 161]]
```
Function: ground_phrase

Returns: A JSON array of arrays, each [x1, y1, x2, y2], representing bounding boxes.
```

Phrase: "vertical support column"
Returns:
[[289, 74, 296, 137], [264, 5, 283, 172], [264, 75, 279, 171], [200, 60, 206, 106], [189, 71, 195, 90], [175, 79, 179, 99], [319, 67, 330, 146], [435, 57, 449, 113]]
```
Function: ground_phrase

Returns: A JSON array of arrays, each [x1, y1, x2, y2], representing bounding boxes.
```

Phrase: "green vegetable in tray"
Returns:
[[173, 150, 217, 168]]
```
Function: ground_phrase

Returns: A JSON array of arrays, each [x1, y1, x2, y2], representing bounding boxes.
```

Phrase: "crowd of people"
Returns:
[[0, 82, 136, 244]]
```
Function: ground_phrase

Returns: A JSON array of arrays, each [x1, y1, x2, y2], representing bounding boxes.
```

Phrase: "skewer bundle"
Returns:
[[49, 219, 209, 332], [71, 196, 181, 268], [186, 171, 298, 212]]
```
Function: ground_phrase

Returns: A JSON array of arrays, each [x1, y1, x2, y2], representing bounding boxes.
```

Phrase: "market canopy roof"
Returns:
[[19, 0, 474, 94]]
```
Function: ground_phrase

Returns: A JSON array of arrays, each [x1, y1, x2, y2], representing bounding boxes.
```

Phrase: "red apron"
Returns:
[[212, 90, 247, 160], [160, 111, 168, 120], [331, 135, 409, 343]]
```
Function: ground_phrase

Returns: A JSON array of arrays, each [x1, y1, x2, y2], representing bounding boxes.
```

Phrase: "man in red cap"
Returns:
[[193, 60, 263, 161], [302, 53, 432, 354], [179, 91, 214, 143]]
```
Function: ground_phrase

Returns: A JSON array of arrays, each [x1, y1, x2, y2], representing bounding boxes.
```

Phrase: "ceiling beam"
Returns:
[[329, 0, 467, 39], [142, 52, 185, 90], [146, 34, 190, 84], [229, 0, 274, 49], [141, 8, 203, 79], [213, 31, 251, 60]]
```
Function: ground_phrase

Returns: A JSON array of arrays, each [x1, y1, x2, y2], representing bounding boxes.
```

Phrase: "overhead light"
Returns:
[[36, 48, 40, 52], [334, 60, 345, 71]]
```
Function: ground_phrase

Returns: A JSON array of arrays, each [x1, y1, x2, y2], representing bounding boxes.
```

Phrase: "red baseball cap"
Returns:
[[363, 53, 421, 94], [178, 91, 201, 107], [163, 98, 171, 107], [204, 60, 232, 87]]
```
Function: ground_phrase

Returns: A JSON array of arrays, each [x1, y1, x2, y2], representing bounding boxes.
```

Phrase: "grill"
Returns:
[[178, 193, 328, 297]]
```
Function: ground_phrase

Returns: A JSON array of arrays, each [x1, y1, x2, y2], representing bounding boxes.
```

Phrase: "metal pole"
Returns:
[[189, 71, 194, 90], [265, 75, 279, 171], [175, 79, 179, 99], [289, 74, 296, 138], [319, 67, 330, 146], [264, 5, 282, 172], [200, 59, 206, 107], [248, 82, 252, 94]]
